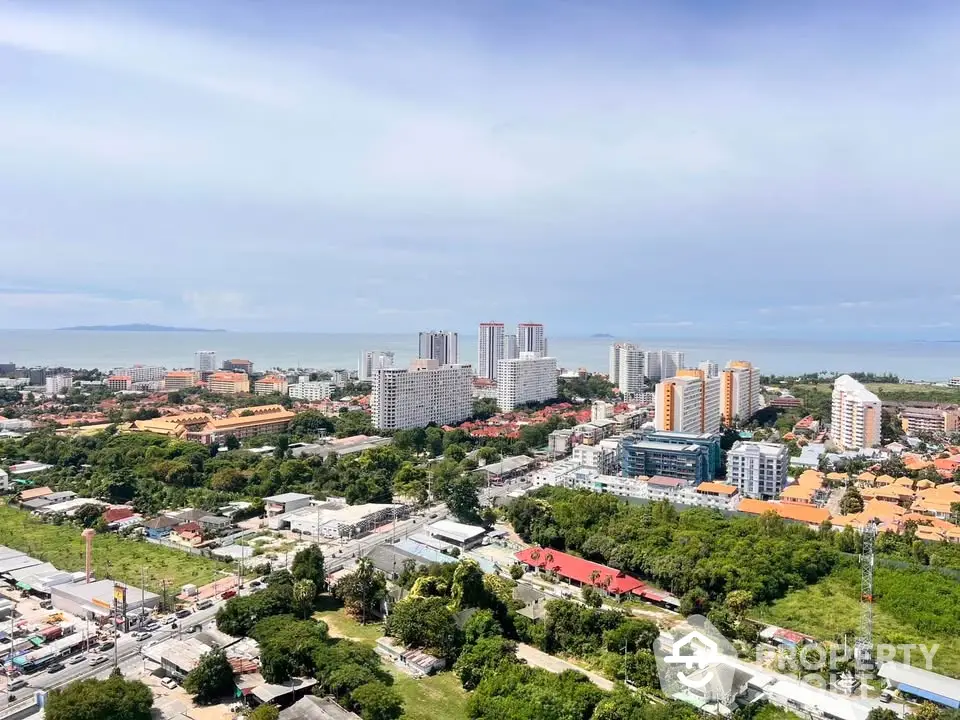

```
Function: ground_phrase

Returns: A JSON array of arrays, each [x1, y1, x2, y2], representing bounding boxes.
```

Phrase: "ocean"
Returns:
[[1, 330, 959, 381]]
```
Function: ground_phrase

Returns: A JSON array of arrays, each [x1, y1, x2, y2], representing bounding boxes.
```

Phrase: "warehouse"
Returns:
[[286, 502, 405, 539], [879, 661, 960, 709], [50, 579, 160, 620], [426, 520, 486, 550]]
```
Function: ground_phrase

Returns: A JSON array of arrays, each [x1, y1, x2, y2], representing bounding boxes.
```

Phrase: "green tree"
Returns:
[[462, 609, 503, 646], [44, 676, 153, 720], [840, 484, 865, 515], [385, 596, 459, 659], [444, 474, 481, 523], [225, 434, 240, 451], [350, 682, 404, 720], [509, 563, 524, 581], [680, 587, 711, 616], [454, 636, 518, 690], [866, 709, 899, 720], [582, 585, 603, 608], [451, 558, 486, 609], [291, 545, 327, 591], [248, 705, 280, 720], [183, 649, 235, 705], [334, 557, 387, 623], [293, 578, 318, 619]]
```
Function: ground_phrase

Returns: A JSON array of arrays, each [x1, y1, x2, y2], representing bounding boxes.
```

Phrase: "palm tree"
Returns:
[[293, 578, 317, 619], [590, 570, 601, 586]]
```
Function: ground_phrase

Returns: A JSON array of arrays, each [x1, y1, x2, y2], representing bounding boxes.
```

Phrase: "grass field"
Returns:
[[759, 565, 960, 678], [0, 503, 226, 592], [805, 382, 960, 401], [314, 608, 469, 720]]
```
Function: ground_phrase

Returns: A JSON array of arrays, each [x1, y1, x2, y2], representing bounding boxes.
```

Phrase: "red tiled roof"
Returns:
[[649, 476, 684, 488], [103, 507, 135, 523], [515, 547, 644, 595]]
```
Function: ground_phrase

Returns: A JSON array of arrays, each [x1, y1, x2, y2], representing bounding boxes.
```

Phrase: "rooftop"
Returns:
[[427, 519, 486, 543], [279, 696, 360, 720], [696, 482, 738, 496], [834, 374, 881, 403], [515, 547, 643, 595], [264, 492, 314, 504]]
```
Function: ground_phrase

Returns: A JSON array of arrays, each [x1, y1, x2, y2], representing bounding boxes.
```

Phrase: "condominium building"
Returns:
[[609, 344, 685, 397], [288, 381, 334, 401], [496, 354, 558, 412], [194, 351, 217, 375], [254, 375, 289, 395], [477, 322, 505, 381], [418, 331, 459, 366], [207, 371, 251, 395], [44, 374, 73, 396], [720, 360, 760, 426], [727, 441, 789, 500], [631, 430, 722, 480], [222, 359, 254, 374], [503, 334, 519, 360], [698, 361, 719, 378], [571, 440, 620, 475], [899, 406, 960, 436], [517, 323, 547, 357], [164, 371, 197, 390], [106, 375, 133, 392], [830, 374, 881, 450], [620, 437, 713, 485], [654, 370, 721, 433], [111, 365, 166, 383], [358, 351, 395, 382], [950, 377, 960, 388], [371, 360, 473, 430]]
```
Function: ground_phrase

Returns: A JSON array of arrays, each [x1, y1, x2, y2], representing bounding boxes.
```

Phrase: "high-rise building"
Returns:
[[358, 351, 395, 381], [720, 360, 760, 426], [477, 322, 505, 381], [698, 361, 719, 378], [727, 441, 789, 500], [831, 375, 882, 450], [658, 350, 685, 379], [517, 323, 547, 357], [654, 369, 721, 433], [194, 351, 217, 375], [371, 360, 473, 430], [288, 381, 334, 401], [620, 437, 714, 485], [496, 353, 558, 412], [44, 374, 73, 396], [418, 331, 459, 366], [503, 334, 519, 360], [609, 343, 646, 397], [106, 375, 133, 392], [28, 367, 47, 386], [111, 365, 167, 383]]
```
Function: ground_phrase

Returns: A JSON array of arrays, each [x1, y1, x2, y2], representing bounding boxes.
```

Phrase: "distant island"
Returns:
[[590, 333, 615, 338], [57, 323, 226, 333]]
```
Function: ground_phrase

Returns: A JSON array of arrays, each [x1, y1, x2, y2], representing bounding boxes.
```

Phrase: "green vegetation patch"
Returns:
[[761, 564, 960, 678], [0, 503, 224, 591]]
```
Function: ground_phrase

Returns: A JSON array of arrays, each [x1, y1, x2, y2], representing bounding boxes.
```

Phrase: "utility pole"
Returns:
[[140, 567, 146, 626]]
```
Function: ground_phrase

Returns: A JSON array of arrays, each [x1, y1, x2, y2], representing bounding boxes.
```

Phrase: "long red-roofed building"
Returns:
[[515, 547, 644, 597]]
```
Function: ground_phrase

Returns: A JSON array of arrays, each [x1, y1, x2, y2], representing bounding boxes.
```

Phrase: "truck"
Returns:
[[220, 589, 237, 600]]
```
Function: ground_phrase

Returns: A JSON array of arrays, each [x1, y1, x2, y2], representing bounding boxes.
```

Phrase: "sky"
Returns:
[[1, 0, 959, 339]]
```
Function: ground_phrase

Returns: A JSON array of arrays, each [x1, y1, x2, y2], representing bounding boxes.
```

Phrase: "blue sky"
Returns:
[[1, 1, 959, 338]]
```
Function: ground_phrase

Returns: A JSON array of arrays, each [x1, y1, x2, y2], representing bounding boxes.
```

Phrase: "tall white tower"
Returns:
[[418, 331, 459, 366], [194, 350, 217, 374], [478, 322, 505, 380], [517, 323, 547, 357]]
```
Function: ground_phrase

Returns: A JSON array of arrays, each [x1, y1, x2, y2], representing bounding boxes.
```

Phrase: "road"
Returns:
[[0, 603, 223, 719], [517, 643, 614, 691], [325, 507, 444, 573]]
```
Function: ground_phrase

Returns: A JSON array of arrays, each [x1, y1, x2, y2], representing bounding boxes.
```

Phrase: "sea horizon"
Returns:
[[1, 329, 959, 381]]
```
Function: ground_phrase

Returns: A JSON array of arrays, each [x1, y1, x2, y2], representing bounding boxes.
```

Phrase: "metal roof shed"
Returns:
[[879, 662, 960, 709]]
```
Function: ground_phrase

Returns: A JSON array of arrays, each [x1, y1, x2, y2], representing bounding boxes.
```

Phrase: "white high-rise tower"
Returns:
[[517, 323, 547, 357], [478, 322, 505, 380], [418, 331, 459, 366]]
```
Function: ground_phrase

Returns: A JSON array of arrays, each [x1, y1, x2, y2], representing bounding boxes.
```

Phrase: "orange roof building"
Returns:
[[737, 498, 831, 527]]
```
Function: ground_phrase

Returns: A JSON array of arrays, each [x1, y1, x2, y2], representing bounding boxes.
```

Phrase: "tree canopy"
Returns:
[[44, 676, 153, 720], [183, 649, 235, 705]]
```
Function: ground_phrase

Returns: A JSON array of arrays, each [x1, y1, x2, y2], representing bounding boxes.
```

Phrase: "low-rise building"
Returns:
[[426, 520, 486, 550], [694, 482, 740, 510], [44, 374, 73, 396], [547, 429, 574, 456], [283, 502, 404, 538], [571, 440, 620, 475], [264, 492, 314, 517], [289, 381, 334, 401], [143, 515, 179, 539], [51, 579, 160, 620], [222, 359, 254, 374], [900, 406, 960, 436]]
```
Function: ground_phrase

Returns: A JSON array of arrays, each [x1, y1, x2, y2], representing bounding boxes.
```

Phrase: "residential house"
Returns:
[[143, 516, 179, 539]]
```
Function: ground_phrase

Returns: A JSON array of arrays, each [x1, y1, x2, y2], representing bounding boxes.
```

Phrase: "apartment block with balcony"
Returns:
[[620, 437, 713, 485], [371, 360, 474, 430], [899, 406, 960, 436], [571, 440, 620, 475], [207, 372, 251, 395], [727, 441, 789, 500], [830, 375, 881, 450], [654, 370, 721, 433], [630, 430, 722, 479], [164, 371, 197, 390], [254, 375, 289, 395], [106, 375, 133, 392], [496, 354, 558, 412], [721, 360, 760, 425], [288, 381, 334, 401]]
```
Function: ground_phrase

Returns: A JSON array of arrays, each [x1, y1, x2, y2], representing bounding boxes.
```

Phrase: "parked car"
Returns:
[[249, 580, 262, 588], [134, 632, 152, 641], [39, 600, 53, 610], [89, 655, 109, 667], [46, 662, 65, 674], [160, 677, 178, 689], [145, 622, 160, 631], [186, 625, 200, 634]]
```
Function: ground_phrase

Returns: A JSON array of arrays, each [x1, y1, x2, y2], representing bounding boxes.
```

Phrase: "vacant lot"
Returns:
[[315, 608, 469, 720], [0, 503, 226, 591], [760, 564, 960, 678]]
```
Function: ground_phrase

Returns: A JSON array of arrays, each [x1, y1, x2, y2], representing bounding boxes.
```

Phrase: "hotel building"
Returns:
[[830, 374, 882, 450], [496, 353, 558, 412], [654, 369, 721, 433], [371, 360, 473, 430]]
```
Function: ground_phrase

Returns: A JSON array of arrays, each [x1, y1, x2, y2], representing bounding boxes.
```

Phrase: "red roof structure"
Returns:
[[102, 507, 135, 524], [515, 547, 644, 595]]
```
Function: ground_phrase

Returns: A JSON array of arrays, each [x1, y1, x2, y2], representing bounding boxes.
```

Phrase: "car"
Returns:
[[162, 615, 176, 625], [196, 600, 213, 610], [39, 601, 53, 610], [145, 622, 160, 631], [89, 656, 108, 666], [176, 609, 191, 619], [134, 632, 152, 641], [879, 691, 893, 703], [67, 655, 86, 665], [8, 679, 27, 691], [46, 662, 65, 674], [220, 589, 236, 600], [186, 624, 200, 634], [99, 641, 114, 651], [160, 677, 178, 689], [249, 580, 262, 588]]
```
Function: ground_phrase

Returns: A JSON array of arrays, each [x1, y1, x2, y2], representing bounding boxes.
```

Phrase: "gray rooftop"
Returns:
[[279, 695, 360, 720], [878, 661, 960, 701], [626, 440, 701, 452], [253, 677, 318, 703], [264, 492, 314, 504], [480, 455, 536, 475]]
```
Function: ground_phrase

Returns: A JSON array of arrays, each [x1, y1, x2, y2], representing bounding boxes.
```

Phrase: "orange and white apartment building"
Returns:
[[163, 371, 197, 390], [254, 375, 289, 396], [206, 371, 251, 395], [654, 369, 721, 433], [720, 360, 760, 425], [132, 404, 295, 445], [830, 374, 881, 450]]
